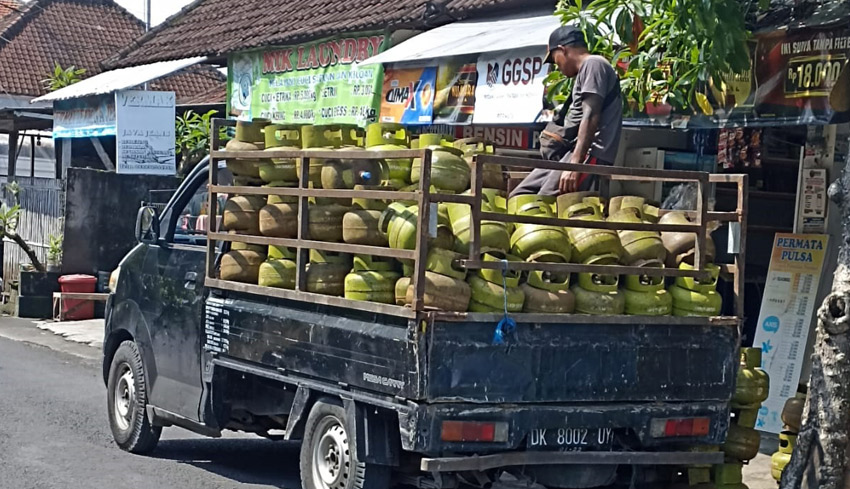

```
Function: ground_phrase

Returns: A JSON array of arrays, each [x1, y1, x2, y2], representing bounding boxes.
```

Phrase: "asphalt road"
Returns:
[[0, 318, 779, 489], [0, 334, 301, 489]]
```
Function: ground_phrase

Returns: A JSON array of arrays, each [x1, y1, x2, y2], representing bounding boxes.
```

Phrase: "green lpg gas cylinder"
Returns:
[[564, 202, 623, 264], [508, 202, 571, 261], [522, 252, 575, 314], [258, 259, 297, 289], [722, 424, 761, 461], [444, 198, 510, 254], [411, 134, 471, 193], [670, 263, 723, 317], [623, 273, 672, 316], [402, 271, 471, 311], [572, 273, 625, 315], [453, 138, 506, 190], [771, 432, 796, 481], [608, 207, 667, 266], [260, 124, 301, 183], [366, 123, 411, 182], [344, 270, 401, 304], [379, 202, 454, 252], [733, 348, 769, 406], [467, 275, 525, 313]]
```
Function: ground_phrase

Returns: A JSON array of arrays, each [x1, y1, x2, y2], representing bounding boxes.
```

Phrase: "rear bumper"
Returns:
[[401, 400, 730, 455], [421, 450, 724, 472]]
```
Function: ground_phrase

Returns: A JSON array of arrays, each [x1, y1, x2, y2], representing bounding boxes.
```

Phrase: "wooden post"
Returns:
[[735, 175, 748, 322], [90, 137, 115, 171], [468, 154, 483, 260], [7, 130, 17, 183], [295, 156, 311, 293], [29, 135, 35, 178], [61, 138, 71, 179], [206, 119, 222, 281], [411, 149, 432, 312], [693, 174, 709, 270]]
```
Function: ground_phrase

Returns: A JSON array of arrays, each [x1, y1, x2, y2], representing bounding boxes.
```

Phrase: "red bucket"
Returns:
[[58, 274, 97, 320]]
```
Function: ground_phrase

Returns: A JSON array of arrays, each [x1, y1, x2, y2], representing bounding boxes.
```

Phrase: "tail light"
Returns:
[[650, 417, 711, 438], [441, 421, 509, 442]]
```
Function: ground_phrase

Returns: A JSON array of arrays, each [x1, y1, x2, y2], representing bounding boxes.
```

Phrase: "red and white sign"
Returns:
[[474, 47, 549, 124]]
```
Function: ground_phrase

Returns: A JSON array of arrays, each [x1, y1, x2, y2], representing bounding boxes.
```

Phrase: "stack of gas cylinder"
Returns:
[[713, 348, 769, 489], [673, 348, 768, 489], [218, 120, 725, 316], [498, 192, 723, 317], [771, 385, 806, 482]]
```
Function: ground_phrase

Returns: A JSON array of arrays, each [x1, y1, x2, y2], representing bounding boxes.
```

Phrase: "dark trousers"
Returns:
[[510, 156, 608, 197]]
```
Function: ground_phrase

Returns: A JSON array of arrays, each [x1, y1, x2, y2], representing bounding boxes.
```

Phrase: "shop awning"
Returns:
[[32, 56, 208, 103], [360, 11, 560, 66]]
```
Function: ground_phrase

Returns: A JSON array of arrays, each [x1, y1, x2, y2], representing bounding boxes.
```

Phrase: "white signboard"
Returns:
[[754, 233, 829, 434], [799, 168, 828, 234], [115, 90, 176, 175], [473, 47, 549, 124]]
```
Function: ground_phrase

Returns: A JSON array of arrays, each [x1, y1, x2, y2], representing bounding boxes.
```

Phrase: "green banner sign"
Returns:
[[228, 32, 390, 126]]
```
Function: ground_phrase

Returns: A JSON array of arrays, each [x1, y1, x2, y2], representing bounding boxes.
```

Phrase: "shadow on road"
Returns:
[[152, 437, 302, 488]]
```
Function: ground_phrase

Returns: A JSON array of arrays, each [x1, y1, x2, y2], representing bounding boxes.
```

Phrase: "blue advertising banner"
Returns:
[[380, 66, 437, 125], [53, 94, 116, 138]]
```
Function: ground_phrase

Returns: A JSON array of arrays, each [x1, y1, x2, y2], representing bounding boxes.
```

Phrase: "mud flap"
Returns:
[[345, 398, 401, 466]]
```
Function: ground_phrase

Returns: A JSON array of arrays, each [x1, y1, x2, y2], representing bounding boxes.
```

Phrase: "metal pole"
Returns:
[[145, 0, 151, 32], [143, 0, 151, 90]]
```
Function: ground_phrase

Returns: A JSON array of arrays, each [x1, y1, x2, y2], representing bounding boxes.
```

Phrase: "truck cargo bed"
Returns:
[[205, 291, 739, 405]]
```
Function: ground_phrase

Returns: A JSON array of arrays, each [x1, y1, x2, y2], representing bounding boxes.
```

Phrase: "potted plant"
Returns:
[[47, 234, 62, 272]]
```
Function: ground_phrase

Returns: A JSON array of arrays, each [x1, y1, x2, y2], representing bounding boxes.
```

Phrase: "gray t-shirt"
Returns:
[[565, 55, 622, 164]]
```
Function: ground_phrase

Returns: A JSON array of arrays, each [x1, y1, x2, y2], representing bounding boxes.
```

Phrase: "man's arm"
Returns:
[[570, 92, 603, 164], [559, 92, 603, 193]]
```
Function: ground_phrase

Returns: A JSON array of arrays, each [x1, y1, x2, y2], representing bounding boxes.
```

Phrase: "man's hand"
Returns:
[[559, 171, 581, 194]]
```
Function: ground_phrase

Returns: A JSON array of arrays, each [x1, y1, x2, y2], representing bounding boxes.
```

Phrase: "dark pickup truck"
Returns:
[[104, 150, 747, 489]]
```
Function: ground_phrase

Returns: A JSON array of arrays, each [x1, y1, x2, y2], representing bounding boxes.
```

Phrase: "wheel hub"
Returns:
[[114, 364, 136, 431], [313, 418, 352, 489]]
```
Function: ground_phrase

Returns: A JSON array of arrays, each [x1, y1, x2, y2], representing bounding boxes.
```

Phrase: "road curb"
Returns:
[[0, 316, 100, 361]]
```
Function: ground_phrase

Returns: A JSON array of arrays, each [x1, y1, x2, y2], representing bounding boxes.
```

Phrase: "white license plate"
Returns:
[[527, 427, 614, 450]]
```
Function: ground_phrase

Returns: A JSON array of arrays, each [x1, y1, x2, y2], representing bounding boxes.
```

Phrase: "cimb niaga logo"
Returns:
[[487, 57, 545, 87], [486, 62, 500, 87]]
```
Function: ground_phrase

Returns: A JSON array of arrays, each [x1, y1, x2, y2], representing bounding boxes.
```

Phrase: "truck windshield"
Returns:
[[173, 168, 233, 245]]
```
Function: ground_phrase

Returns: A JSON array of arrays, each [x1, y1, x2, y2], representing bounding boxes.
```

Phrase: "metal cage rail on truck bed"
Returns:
[[205, 118, 748, 328]]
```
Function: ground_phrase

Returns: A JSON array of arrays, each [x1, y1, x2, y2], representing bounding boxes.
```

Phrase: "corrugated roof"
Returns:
[[32, 57, 207, 102], [362, 10, 560, 65], [107, 0, 557, 68]]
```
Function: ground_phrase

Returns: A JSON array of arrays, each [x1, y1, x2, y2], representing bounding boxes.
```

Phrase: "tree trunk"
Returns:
[[8, 232, 45, 273], [780, 150, 850, 489]]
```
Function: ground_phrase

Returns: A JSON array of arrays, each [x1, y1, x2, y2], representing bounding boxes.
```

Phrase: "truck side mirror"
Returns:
[[135, 206, 160, 244]]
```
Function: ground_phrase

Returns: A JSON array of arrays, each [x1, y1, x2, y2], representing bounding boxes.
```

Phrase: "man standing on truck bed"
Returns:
[[511, 25, 622, 196]]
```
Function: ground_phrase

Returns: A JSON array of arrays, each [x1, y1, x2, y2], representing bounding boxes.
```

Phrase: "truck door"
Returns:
[[140, 169, 228, 421]]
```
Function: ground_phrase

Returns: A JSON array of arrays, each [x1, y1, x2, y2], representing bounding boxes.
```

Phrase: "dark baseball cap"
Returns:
[[544, 25, 587, 63]]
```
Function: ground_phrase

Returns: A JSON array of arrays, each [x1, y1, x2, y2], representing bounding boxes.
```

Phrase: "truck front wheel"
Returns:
[[300, 399, 390, 489], [106, 340, 161, 454]]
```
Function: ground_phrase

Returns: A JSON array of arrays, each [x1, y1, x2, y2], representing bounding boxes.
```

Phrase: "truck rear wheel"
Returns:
[[106, 340, 161, 454], [300, 399, 390, 489]]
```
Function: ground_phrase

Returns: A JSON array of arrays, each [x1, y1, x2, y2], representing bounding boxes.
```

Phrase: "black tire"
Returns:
[[300, 399, 390, 489], [106, 340, 161, 454]]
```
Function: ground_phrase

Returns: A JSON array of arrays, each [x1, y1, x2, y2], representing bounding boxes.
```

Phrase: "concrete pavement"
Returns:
[[36, 318, 104, 349]]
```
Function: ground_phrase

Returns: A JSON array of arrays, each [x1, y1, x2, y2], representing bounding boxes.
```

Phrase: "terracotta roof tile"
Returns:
[[108, 0, 556, 68], [150, 66, 226, 105], [0, 0, 21, 21], [0, 0, 225, 101]]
